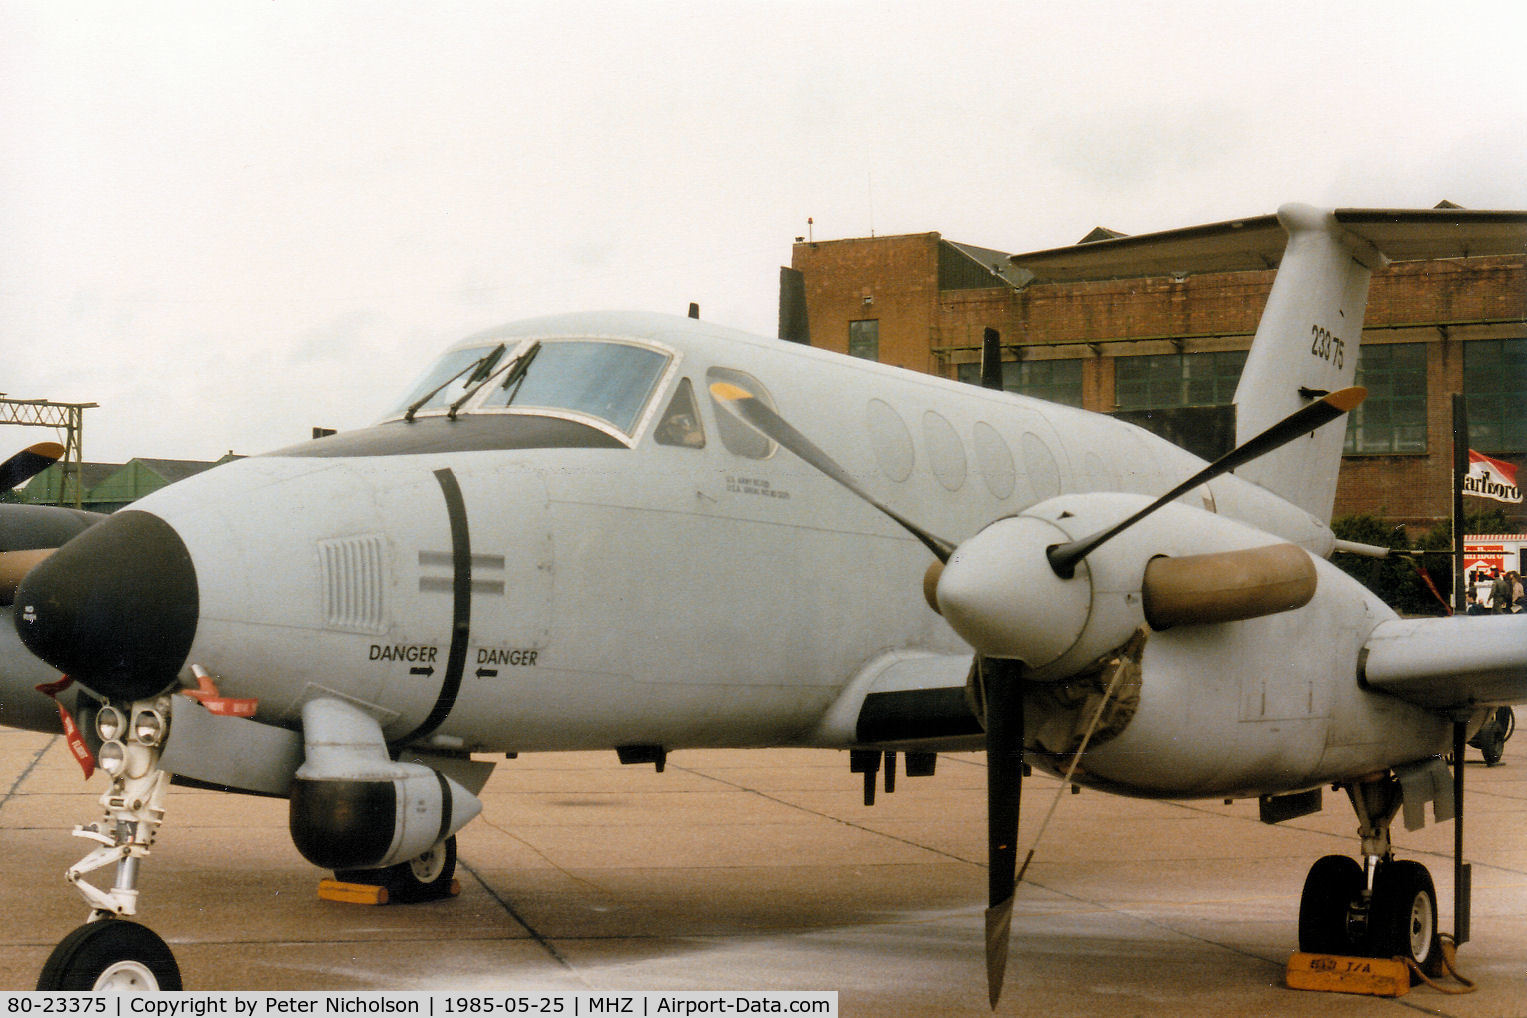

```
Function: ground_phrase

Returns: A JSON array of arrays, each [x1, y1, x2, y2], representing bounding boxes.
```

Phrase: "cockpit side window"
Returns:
[[705, 367, 777, 460], [654, 378, 706, 449]]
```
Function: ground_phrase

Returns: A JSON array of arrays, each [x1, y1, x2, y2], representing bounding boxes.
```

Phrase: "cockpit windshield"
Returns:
[[384, 338, 672, 440], [387, 345, 503, 420]]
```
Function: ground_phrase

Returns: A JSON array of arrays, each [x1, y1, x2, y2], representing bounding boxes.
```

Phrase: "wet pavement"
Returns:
[[2, 728, 1524, 1016]]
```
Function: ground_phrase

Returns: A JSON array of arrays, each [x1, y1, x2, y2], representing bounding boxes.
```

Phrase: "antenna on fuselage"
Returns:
[[688, 303, 700, 319], [980, 328, 1004, 391]]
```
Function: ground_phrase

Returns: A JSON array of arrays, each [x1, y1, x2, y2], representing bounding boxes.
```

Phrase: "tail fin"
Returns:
[[1230, 205, 1376, 520], [1012, 203, 1527, 522]]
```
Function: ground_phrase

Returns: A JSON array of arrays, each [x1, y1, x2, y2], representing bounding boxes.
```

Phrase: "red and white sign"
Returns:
[[1463, 450, 1523, 504], [1465, 535, 1525, 577]]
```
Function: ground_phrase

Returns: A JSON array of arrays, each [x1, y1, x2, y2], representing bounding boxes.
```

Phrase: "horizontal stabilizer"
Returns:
[[1360, 615, 1527, 711], [1012, 207, 1527, 282]]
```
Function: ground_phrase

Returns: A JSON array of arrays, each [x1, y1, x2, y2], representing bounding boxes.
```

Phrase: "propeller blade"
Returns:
[[982, 657, 1025, 1008], [1047, 386, 1365, 577], [0, 442, 66, 491], [709, 381, 956, 562]]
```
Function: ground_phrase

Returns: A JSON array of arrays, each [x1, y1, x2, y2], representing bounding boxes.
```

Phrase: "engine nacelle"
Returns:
[[290, 697, 482, 871], [937, 493, 1319, 680]]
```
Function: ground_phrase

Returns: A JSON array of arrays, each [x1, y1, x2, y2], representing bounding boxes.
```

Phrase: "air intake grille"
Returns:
[[318, 535, 387, 633]]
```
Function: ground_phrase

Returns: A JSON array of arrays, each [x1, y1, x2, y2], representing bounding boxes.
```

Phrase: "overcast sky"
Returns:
[[3, 0, 1524, 464]]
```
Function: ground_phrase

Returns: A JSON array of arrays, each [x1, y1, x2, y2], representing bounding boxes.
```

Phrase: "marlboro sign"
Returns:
[[1463, 450, 1523, 504]]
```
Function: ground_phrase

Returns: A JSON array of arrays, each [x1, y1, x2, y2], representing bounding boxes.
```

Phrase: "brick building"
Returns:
[[790, 218, 1525, 533]]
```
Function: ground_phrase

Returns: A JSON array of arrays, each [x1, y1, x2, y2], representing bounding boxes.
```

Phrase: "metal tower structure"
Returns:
[[0, 396, 98, 508]]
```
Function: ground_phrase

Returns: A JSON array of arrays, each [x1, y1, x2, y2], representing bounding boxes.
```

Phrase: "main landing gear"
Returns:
[[334, 834, 460, 903], [1297, 774, 1439, 971]]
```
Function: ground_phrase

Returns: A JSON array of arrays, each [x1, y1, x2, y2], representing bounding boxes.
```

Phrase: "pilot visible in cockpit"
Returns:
[[654, 378, 706, 449], [656, 410, 705, 448]]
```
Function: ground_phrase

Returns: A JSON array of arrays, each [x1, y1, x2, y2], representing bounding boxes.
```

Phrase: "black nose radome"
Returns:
[[15, 510, 198, 702]]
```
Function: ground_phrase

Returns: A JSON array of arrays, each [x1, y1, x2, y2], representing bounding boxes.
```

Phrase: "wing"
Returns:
[[1360, 615, 1527, 711], [809, 649, 985, 752]]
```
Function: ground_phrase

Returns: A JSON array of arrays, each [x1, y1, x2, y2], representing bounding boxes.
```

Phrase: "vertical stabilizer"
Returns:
[[1231, 204, 1382, 521]]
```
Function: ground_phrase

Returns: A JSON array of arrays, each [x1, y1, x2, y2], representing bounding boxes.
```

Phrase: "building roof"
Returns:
[[1010, 206, 1527, 282], [132, 458, 226, 483], [1078, 226, 1129, 244], [940, 240, 1033, 289], [22, 461, 123, 490]]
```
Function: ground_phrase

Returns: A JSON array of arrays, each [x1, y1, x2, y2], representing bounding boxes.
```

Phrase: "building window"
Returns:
[[849, 320, 879, 361], [1344, 342, 1427, 454], [1464, 338, 1526, 453], [958, 358, 1084, 407], [1114, 351, 1246, 410]]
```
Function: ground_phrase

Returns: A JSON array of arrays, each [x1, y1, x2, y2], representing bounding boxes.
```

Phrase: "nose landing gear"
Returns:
[[37, 919, 181, 991], [36, 695, 185, 991]]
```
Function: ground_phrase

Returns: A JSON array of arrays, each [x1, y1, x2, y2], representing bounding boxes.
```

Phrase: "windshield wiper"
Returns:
[[405, 343, 506, 422], [495, 340, 542, 405], [450, 340, 542, 418], [447, 343, 521, 419]]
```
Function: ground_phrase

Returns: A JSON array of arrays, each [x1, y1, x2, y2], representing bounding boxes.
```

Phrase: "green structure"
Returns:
[[12, 455, 240, 513]]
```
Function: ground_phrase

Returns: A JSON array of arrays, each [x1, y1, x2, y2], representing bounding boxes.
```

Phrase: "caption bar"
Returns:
[[1, 994, 837, 1018]]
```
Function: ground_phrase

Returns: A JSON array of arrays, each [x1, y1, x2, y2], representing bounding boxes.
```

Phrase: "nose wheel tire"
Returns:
[[37, 920, 182, 991], [335, 834, 457, 903]]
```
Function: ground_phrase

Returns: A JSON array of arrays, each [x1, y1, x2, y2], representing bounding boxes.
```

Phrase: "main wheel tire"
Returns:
[[37, 920, 182, 991], [336, 834, 457, 903], [1298, 854, 1364, 956], [1367, 860, 1437, 970], [1483, 732, 1506, 766]]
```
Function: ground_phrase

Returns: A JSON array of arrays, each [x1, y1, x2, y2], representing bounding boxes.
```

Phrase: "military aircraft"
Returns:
[[3, 204, 1525, 1000]]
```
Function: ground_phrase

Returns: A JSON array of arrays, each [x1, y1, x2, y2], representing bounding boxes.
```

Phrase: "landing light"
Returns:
[[95, 706, 127, 743], [132, 708, 166, 747], [97, 740, 127, 777]]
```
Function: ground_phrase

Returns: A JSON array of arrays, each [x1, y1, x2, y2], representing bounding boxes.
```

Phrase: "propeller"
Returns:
[[0, 442, 65, 492], [981, 656, 1023, 1006], [1, 445, 75, 606], [710, 379, 1364, 1008]]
